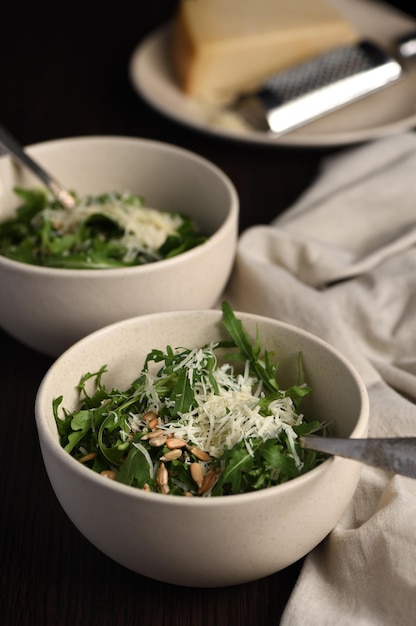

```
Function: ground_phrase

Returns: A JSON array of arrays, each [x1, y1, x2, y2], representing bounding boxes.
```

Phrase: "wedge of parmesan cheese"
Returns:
[[171, 0, 358, 104]]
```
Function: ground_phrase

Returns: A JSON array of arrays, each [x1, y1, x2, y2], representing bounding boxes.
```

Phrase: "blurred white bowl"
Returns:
[[35, 309, 369, 587], [0, 136, 238, 356]]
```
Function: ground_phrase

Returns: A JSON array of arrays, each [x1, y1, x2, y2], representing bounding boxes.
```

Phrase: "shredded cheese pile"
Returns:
[[166, 384, 302, 459], [36, 192, 184, 261], [128, 346, 305, 462]]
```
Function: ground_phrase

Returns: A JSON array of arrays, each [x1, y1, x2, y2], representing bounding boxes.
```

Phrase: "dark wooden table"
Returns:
[[0, 2, 413, 625]]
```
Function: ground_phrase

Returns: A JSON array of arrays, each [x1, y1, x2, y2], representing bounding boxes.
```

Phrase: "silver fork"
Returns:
[[0, 124, 75, 209], [300, 436, 416, 478]]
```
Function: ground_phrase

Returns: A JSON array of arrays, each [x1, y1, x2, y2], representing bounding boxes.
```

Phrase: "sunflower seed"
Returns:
[[143, 410, 158, 422], [149, 435, 168, 447], [160, 449, 182, 462], [78, 452, 97, 463], [156, 462, 169, 489], [190, 461, 204, 488], [166, 437, 187, 449], [188, 446, 211, 462], [198, 470, 218, 495], [142, 429, 164, 440], [100, 470, 117, 480]]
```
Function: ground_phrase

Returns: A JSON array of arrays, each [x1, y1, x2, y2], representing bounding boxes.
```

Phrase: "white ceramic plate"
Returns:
[[129, 0, 416, 148]]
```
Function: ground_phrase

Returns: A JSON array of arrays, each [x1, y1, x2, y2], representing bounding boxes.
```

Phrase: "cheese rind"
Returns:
[[172, 0, 358, 103]]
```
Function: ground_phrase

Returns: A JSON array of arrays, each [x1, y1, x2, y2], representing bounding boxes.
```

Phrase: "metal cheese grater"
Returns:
[[230, 32, 416, 136]]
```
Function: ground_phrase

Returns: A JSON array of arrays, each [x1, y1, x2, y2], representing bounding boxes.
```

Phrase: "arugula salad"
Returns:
[[53, 302, 327, 497], [0, 187, 206, 269]]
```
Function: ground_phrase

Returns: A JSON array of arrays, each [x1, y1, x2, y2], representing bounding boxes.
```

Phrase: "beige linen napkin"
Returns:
[[226, 132, 416, 626]]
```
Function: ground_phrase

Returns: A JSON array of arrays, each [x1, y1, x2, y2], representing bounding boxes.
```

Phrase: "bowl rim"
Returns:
[[35, 308, 370, 507], [0, 135, 239, 276]]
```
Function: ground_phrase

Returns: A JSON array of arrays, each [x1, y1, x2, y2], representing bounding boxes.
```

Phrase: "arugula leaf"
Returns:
[[257, 438, 285, 466], [170, 367, 195, 416], [211, 445, 255, 495], [14, 187, 48, 220], [117, 446, 152, 488], [52, 397, 72, 438], [64, 411, 92, 453], [97, 413, 130, 466], [221, 301, 280, 393]]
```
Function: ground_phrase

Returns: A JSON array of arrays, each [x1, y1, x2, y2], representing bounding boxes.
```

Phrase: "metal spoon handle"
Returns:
[[300, 436, 416, 478], [0, 124, 75, 209]]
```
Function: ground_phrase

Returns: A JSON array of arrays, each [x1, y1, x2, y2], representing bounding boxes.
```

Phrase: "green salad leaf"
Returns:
[[116, 446, 153, 488]]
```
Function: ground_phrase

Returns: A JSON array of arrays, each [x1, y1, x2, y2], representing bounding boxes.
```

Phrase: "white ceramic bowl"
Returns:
[[35, 309, 369, 588], [0, 136, 238, 356]]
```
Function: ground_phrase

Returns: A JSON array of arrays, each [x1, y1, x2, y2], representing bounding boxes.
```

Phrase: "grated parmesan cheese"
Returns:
[[163, 383, 302, 459], [35, 192, 184, 262]]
